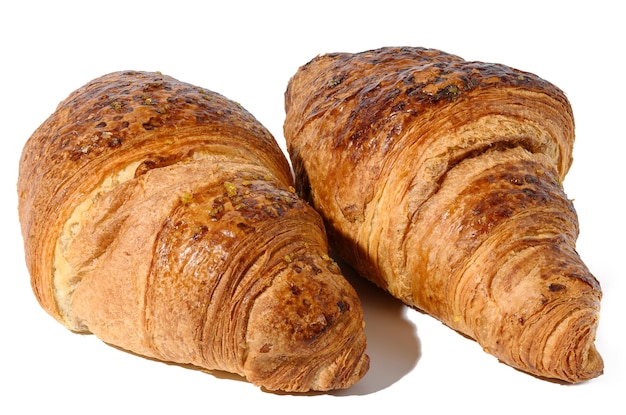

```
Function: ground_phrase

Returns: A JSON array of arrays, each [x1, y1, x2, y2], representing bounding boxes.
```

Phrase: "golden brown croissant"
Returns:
[[284, 47, 602, 383], [18, 70, 369, 392]]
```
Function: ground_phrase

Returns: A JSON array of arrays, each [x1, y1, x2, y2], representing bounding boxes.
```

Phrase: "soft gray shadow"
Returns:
[[332, 262, 421, 396]]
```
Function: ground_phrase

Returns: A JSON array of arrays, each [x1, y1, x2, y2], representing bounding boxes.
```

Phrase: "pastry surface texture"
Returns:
[[284, 46, 602, 383], [18, 70, 369, 392]]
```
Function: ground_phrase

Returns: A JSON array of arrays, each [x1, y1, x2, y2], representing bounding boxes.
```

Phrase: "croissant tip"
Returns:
[[314, 351, 371, 392], [576, 343, 604, 383]]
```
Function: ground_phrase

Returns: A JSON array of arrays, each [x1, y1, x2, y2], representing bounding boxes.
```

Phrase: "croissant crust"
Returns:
[[18, 70, 369, 392], [284, 47, 602, 383]]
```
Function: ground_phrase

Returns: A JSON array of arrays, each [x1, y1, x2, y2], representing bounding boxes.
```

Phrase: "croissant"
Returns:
[[284, 47, 602, 383], [17, 70, 369, 392]]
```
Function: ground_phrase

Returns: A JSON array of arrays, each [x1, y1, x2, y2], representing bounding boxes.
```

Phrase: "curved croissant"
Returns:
[[284, 47, 602, 383], [18, 70, 369, 392]]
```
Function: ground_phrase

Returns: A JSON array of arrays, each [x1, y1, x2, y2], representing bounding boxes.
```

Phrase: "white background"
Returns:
[[1, 1, 623, 413]]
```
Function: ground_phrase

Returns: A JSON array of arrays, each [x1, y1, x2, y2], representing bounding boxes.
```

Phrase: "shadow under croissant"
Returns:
[[331, 260, 421, 396], [101, 341, 249, 383]]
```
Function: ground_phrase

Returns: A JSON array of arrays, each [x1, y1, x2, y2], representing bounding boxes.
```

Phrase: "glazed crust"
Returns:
[[284, 47, 602, 383], [18, 70, 369, 392]]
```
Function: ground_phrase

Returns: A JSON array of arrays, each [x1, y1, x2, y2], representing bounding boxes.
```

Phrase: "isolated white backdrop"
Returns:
[[1, 1, 623, 414]]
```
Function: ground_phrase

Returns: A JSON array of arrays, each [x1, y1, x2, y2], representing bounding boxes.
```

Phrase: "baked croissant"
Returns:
[[284, 47, 602, 383], [18, 70, 369, 392]]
